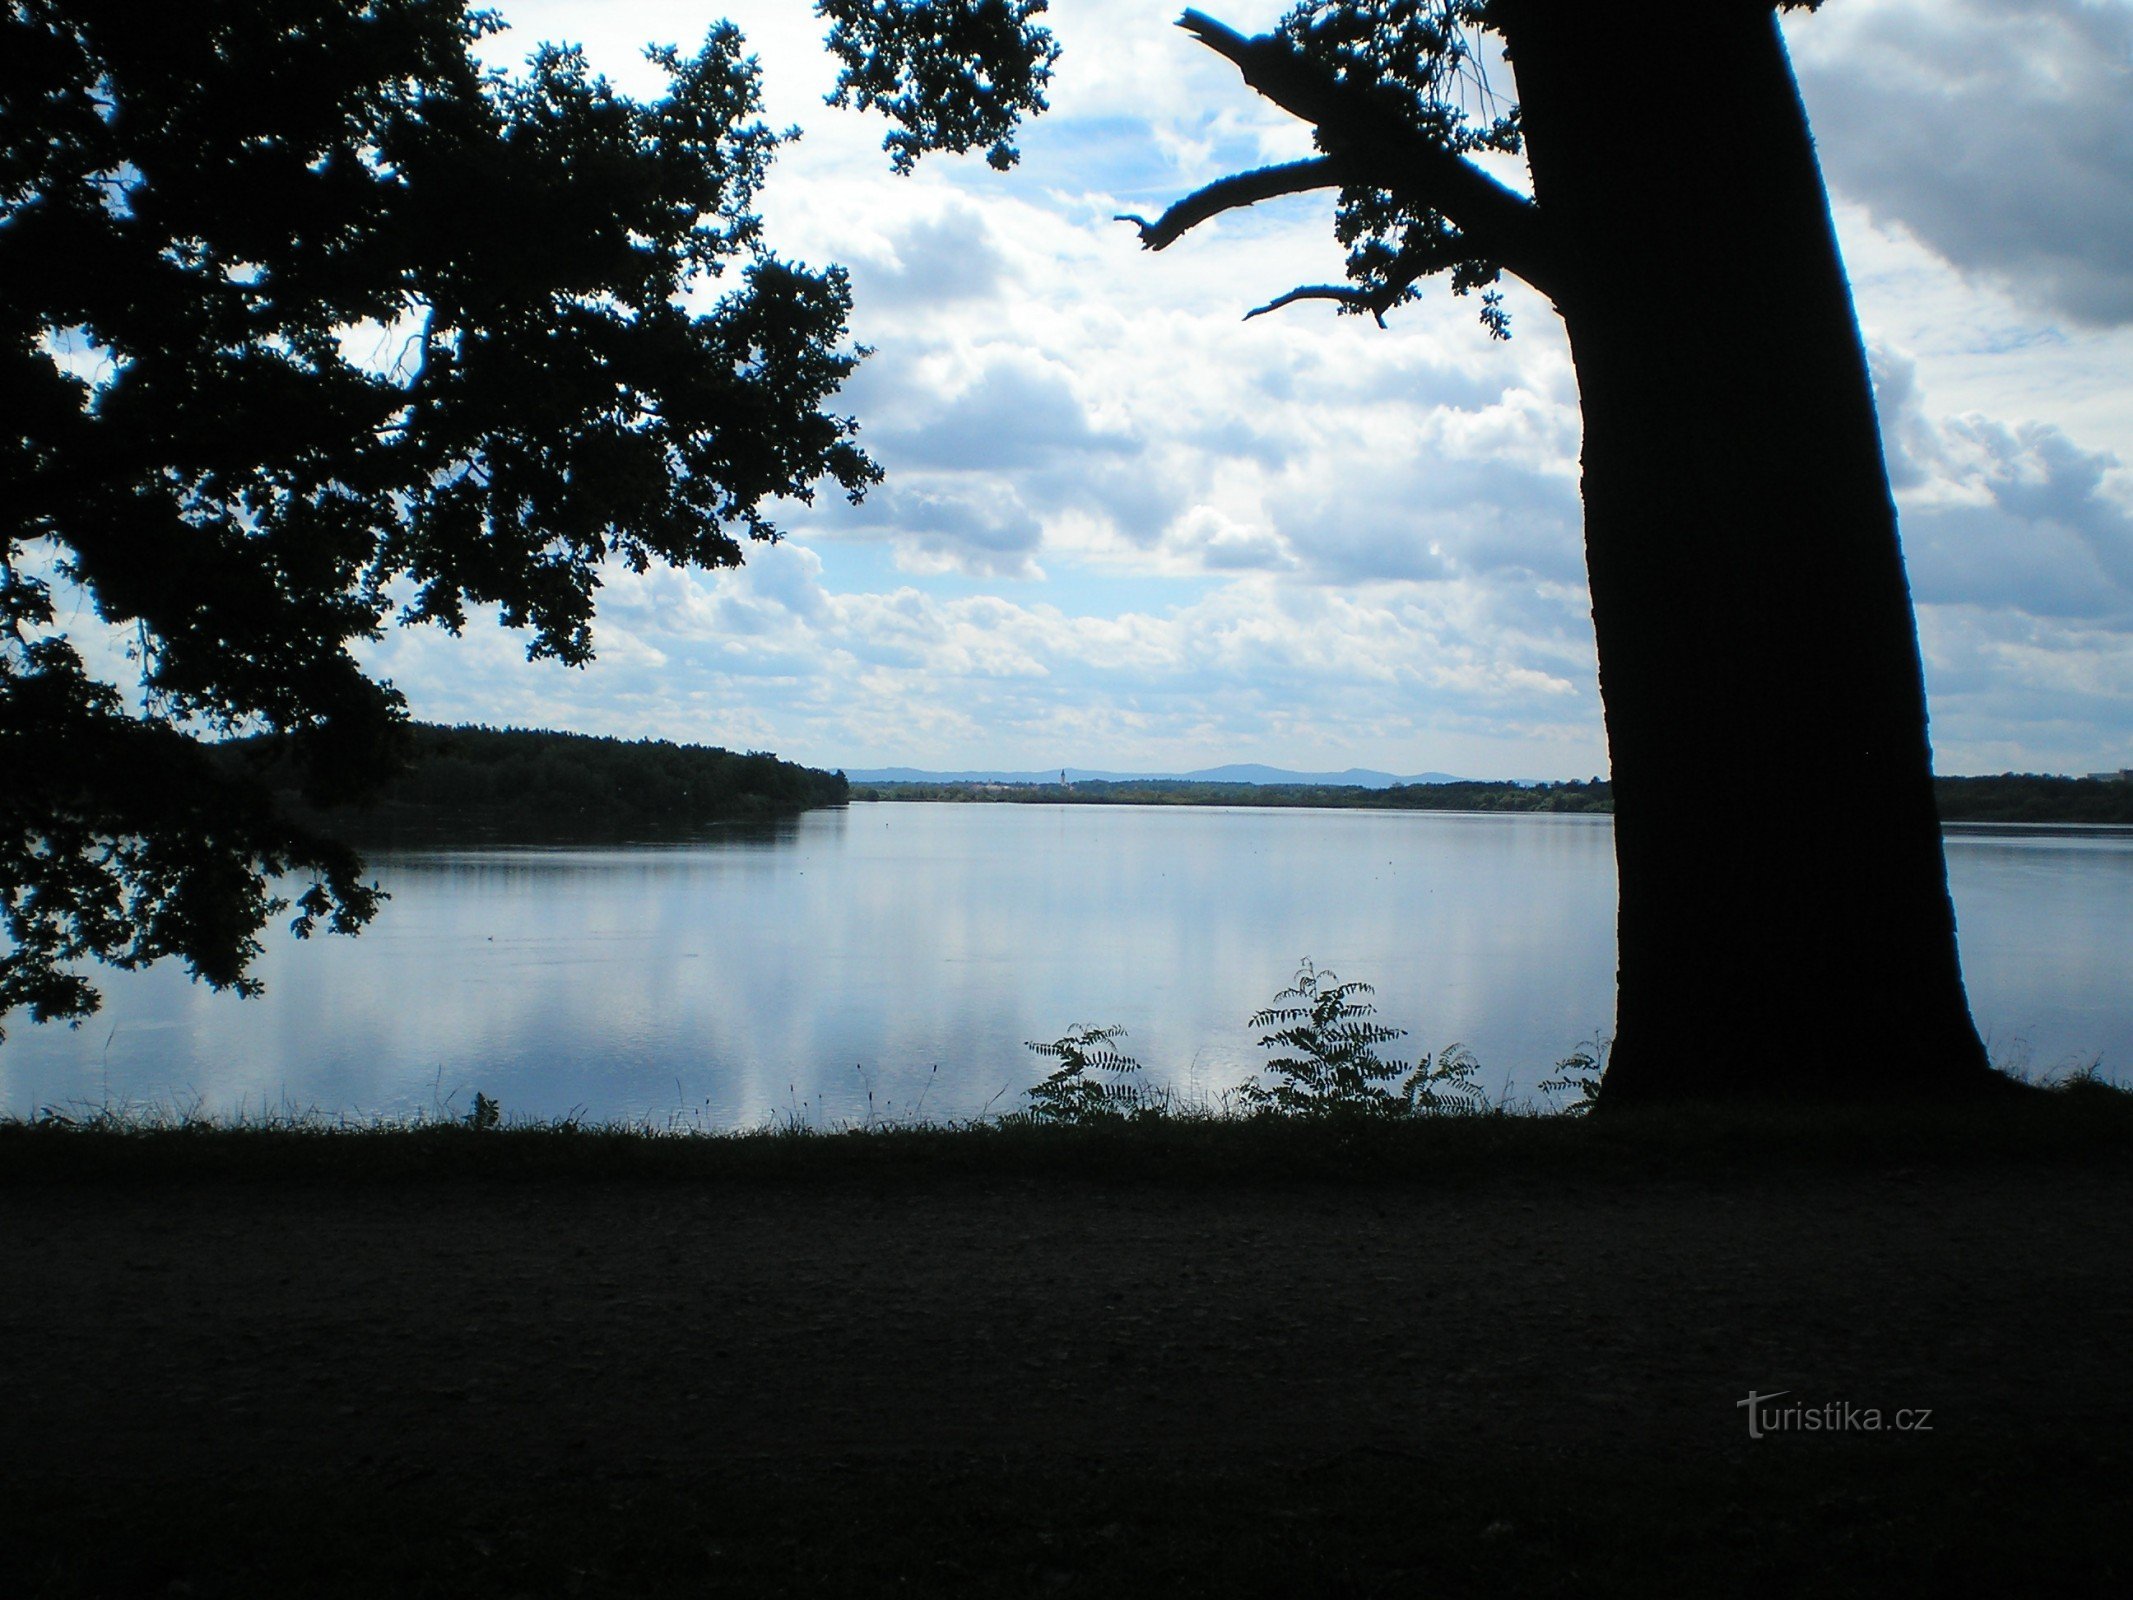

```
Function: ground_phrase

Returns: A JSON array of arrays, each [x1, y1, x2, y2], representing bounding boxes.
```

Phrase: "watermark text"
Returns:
[[1737, 1390, 1934, 1439]]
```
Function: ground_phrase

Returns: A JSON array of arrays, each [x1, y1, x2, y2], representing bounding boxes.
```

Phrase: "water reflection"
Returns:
[[1943, 824, 2133, 1077], [3, 805, 2126, 1123]]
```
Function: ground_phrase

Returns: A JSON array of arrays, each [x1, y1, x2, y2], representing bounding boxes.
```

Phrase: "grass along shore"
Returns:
[[6, 1064, 2128, 1185], [8, 1078, 2128, 1599]]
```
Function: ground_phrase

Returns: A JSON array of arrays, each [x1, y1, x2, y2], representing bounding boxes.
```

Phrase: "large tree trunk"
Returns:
[[1498, 1, 1998, 1103]]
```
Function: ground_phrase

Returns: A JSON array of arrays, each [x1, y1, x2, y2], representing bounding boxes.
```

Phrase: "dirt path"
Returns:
[[9, 1164, 2128, 1484]]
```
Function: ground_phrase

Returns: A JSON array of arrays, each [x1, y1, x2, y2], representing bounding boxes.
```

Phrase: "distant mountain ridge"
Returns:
[[844, 764, 1474, 788]]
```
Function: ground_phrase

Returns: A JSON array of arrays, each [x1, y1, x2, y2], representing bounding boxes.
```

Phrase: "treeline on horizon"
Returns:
[[852, 778, 1615, 812], [239, 725, 848, 844], [848, 774, 2133, 824], [225, 726, 2133, 841], [1933, 773, 2133, 824]]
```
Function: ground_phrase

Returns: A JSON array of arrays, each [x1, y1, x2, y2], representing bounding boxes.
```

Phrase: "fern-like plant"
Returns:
[[1539, 1037, 1609, 1116], [1401, 1042, 1486, 1115], [1023, 1024, 1147, 1124], [1237, 960, 1410, 1115], [1237, 960, 1485, 1117]]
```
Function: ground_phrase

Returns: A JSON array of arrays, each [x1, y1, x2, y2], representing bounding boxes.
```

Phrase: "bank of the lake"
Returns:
[[6, 1102, 2129, 1598]]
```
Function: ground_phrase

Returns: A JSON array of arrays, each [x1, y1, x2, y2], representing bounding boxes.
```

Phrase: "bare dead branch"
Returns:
[[1117, 157, 1347, 251], [1244, 284, 1384, 324], [1176, 8, 1561, 298]]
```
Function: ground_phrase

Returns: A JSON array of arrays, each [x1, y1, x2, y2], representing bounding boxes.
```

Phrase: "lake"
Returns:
[[4, 803, 2128, 1125]]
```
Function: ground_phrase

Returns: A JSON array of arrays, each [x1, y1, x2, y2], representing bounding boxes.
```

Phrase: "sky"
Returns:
[[352, 0, 2133, 779]]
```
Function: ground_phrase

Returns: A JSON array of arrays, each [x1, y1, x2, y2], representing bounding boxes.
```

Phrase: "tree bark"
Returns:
[[1497, 1, 1998, 1102]]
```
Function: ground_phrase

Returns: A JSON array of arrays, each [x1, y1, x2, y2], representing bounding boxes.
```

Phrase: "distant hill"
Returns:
[[850, 776, 1614, 814], [1183, 763, 1471, 787], [845, 764, 1473, 787]]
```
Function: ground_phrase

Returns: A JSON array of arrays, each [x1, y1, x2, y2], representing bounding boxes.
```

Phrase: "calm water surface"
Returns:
[[4, 804, 2127, 1124]]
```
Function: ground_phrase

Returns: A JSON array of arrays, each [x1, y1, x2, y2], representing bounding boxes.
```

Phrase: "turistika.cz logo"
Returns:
[[1737, 1390, 1934, 1439]]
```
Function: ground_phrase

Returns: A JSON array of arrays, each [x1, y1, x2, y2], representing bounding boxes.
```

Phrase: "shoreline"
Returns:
[[9, 1113, 2129, 1596]]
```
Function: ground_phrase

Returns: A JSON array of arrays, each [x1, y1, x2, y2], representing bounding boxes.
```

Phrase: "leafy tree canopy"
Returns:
[[819, 0, 1061, 175], [2, 0, 1000, 1035]]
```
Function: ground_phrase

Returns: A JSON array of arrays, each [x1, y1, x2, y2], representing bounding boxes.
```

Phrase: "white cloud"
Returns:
[[1876, 345, 2133, 623], [1863, 343, 2133, 767], [1167, 505, 1295, 572], [846, 201, 1011, 310], [868, 349, 1139, 472], [834, 481, 1048, 579], [1791, 0, 2133, 326]]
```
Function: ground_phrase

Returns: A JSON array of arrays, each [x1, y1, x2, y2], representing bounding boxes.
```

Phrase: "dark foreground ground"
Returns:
[[4, 1113, 2130, 1597]]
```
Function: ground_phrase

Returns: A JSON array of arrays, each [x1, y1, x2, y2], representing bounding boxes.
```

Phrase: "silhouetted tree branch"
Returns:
[[1176, 9, 1560, 300], [1118, 157, 1347, 251], [1246, 232, 1470, 325]]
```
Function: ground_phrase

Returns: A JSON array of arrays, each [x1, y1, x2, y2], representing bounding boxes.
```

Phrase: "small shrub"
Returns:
[[1237, 960, 1406, 1115], [1022, 1024, 1148, 1124], [1401, 1042, 1486, 1115], [1539, 1039, 1608, 1116], [1234, 960, 1486, 1118], [465, 1092, 502, 1131]]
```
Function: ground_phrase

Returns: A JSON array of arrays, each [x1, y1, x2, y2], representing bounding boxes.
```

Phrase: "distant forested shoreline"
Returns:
[[227, 728, 2133, 842], [237, 725, 848, 844], [852, 778, 1617, 813], [849, 774, 2133, 824], [1932, 774, 2133, 824]]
